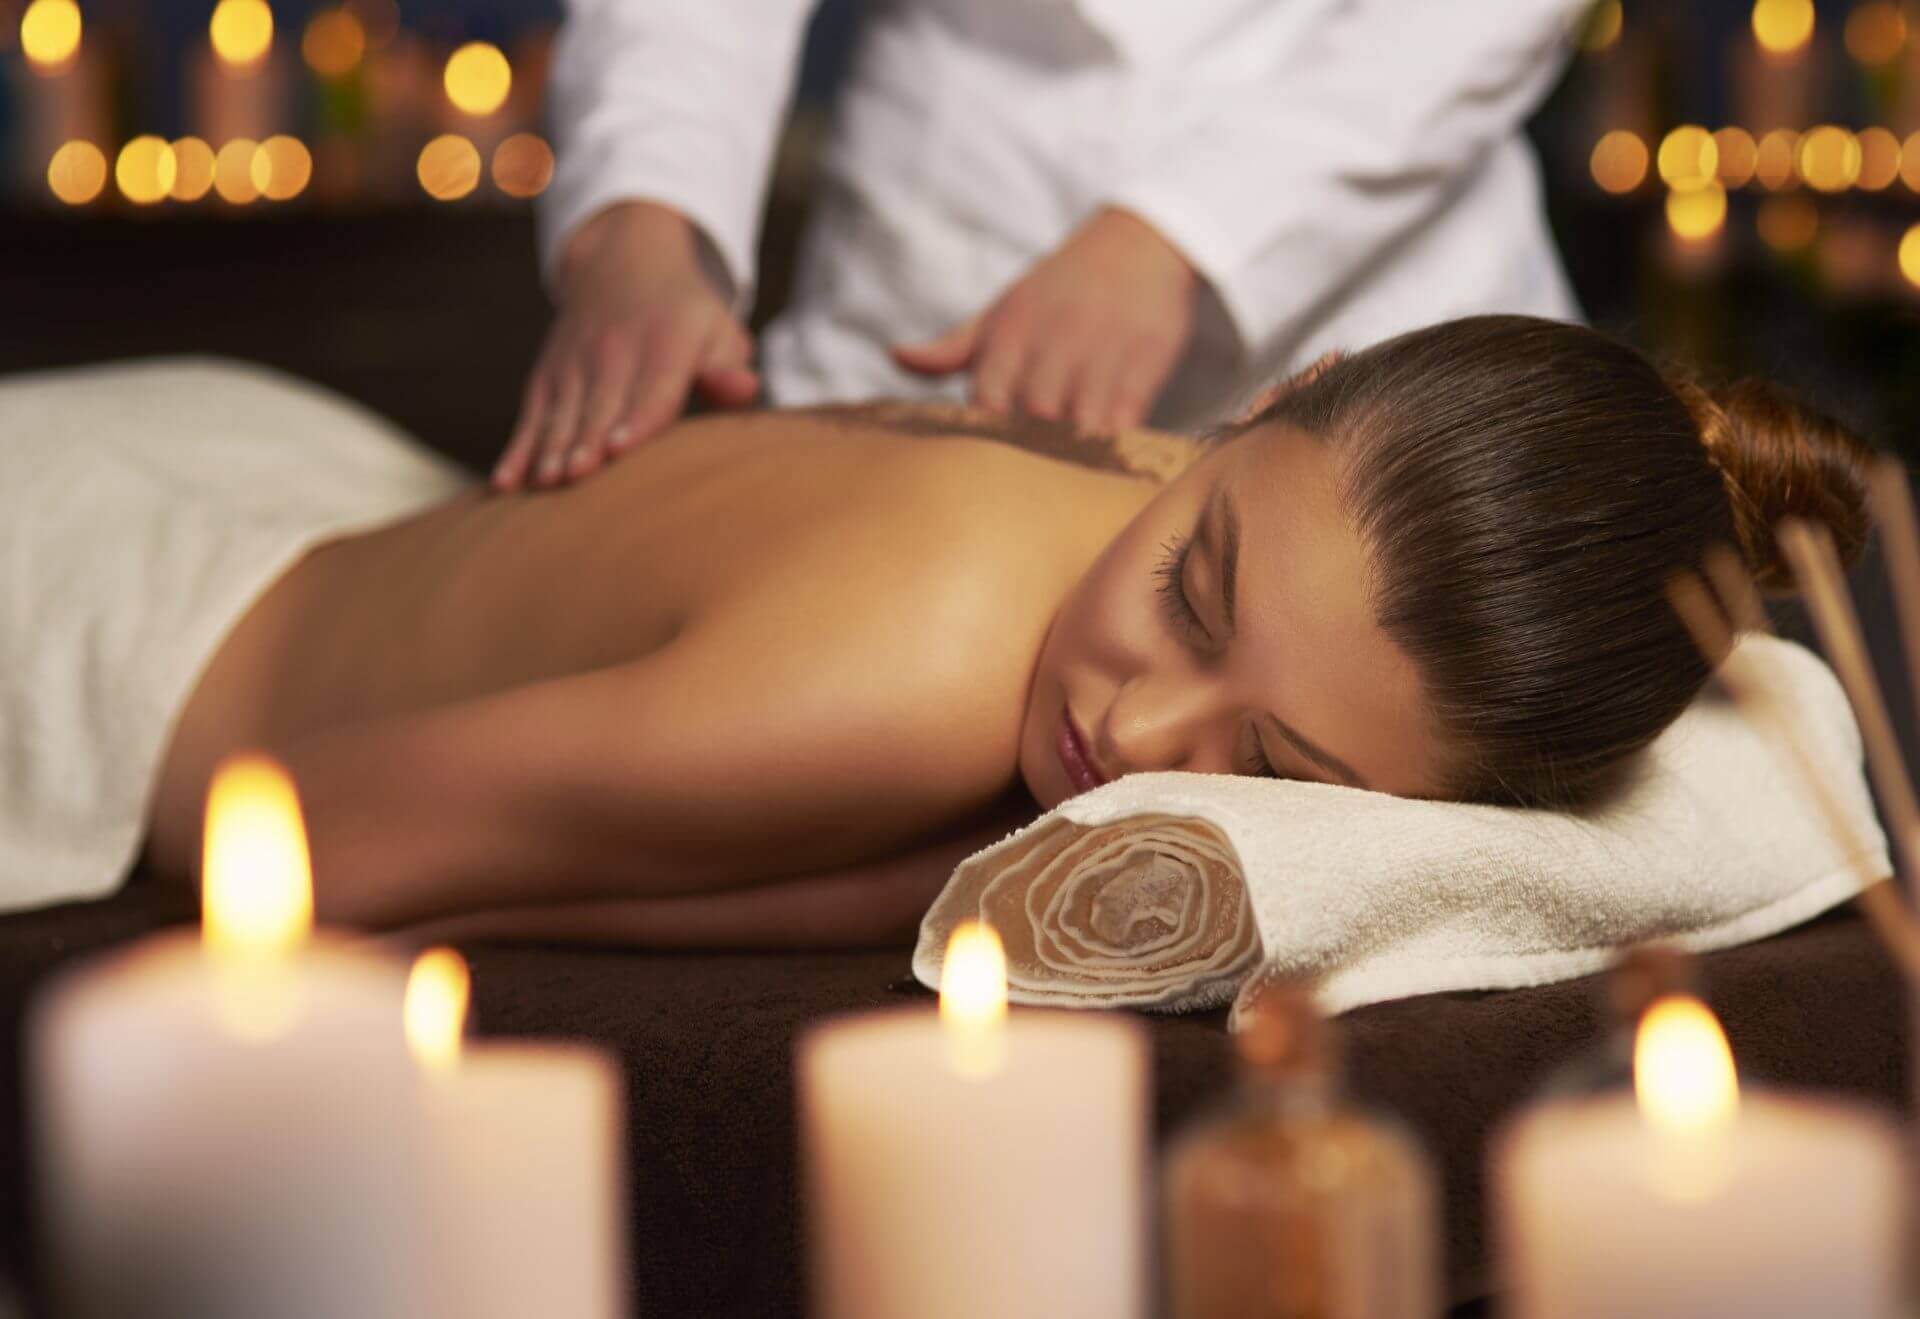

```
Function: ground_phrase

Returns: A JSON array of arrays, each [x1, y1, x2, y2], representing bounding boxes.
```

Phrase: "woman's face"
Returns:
[[1018, 425, 1447, 809]]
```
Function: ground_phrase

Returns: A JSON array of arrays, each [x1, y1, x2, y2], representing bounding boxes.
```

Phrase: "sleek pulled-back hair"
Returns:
[[1240, 315, 1872, 808]]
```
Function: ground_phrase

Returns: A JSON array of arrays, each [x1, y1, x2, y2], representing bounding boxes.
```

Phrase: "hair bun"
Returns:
[[1672, 376, 1873, 591]]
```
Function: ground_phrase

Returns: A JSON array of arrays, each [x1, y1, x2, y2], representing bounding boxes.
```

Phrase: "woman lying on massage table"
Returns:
[[143, 315, 1871, 946]]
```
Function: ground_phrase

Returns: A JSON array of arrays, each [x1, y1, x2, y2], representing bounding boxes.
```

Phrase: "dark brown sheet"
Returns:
[[0, 878, 1903, 1316]]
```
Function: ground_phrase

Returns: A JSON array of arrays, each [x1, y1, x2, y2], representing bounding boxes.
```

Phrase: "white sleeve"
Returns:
[[537, 0, 818, 308], [1102, 0, 1586, 363]]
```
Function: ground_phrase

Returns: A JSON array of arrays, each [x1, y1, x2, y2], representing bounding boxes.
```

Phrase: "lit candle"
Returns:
[[1495, 994, 1906, 1319], [188, 0, 291, 155], [799, 922, 1149, 1318], [30, 755, 436, 1317], [404, 947, 627, 1319]]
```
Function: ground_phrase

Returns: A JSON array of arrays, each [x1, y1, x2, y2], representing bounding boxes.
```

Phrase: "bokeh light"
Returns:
[[1751, 0, 1815, 54], [1900, 225, 1920, 290], [1658, 125, 1719, 191], [1902, 132, 1920, 192], [1713, 127, 1757, 188], [302, 8, 365, 79], [45, 140, 106, 205], [210, 0, 273, 66], [1756, 194, 1818, 252], [20, 0, 80, 68], [1844, 1, 1907, 64], [443, 41, 511, 116], [170, 137, 216, 202], [214, 138, 261, 203], [1796, 125, 1861, 192], [491, 133, 554, 198], [1665, 182, 1728, 242], [417, 134, 481, 200], [1579, 0, 1623, 54], [1590, 130, 1648, 194], [1755, 129, 1800, 189], [115, 136, 177, 205], [250, 135, 312, 201], [1856, 126, 1901, 191]]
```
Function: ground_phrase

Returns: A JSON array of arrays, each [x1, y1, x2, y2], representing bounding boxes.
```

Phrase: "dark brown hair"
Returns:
[[1241, 315, 1873, 808]]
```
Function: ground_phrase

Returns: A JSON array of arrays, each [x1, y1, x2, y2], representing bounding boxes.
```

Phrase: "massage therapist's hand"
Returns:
[[495, 201, 761, 491], [891, 206, 1198, 434]]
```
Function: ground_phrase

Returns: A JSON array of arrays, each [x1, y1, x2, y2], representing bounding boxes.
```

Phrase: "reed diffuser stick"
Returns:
[[1865, 456, 1920, 730], [1774, 520, 1920, 978]]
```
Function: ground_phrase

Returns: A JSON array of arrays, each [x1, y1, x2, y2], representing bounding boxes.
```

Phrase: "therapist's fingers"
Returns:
[[494, 368, 554, 490], [891, 315, 984, 377], [532, 369, 588, 487], [1016, 336, 1080, 422], [1105, 334, 1183, 432], [970, 309, 1035, 414], [565, 332, 650, 481], [690, 322, 761, 415], [613, 331, 704, 454], [1071, 352, 1124, 436]]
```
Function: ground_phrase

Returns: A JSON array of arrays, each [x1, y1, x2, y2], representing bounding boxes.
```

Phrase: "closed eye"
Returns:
[[1153, 533, 1206, 643]]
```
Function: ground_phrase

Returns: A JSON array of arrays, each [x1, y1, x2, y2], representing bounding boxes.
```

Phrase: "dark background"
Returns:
[[1, 0, 1918, 469]]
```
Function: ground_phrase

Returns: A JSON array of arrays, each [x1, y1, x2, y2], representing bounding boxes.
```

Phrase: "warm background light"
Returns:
[[1634, 995, 1739, 1134], [20, 0, 80, 68], [1855, 127, 1902, 191], [1713, 127, 1757, 188], [443, 40, 511, 116], [302, 6, 365, 79], [201, 754, 314, 962], [214, 138, 261, 203], [209, 0, 273, 66], [1751, 0, 1815, 55], [1589, 129, 1648, 194], [417, 133, 481, 200], [1579, 0, 1622, 54], [115, 136, 177, 205], [1902, 132, 1920, 191], [404, 946, 471, 1072], [1657, 125, 1718, 191], [1755, 129, 1800, 189], [1757, 193, 1818, 253], [1901, 225, 1920, 290], [491, 132, 554, 198], [1665, 182, 1727, 242], [169, 137, 216, 202], [250, 134, 312, 200], [1844, 0, 1907, 65], [46, 140, 106, 205], [1796, 125, 1861, 193]]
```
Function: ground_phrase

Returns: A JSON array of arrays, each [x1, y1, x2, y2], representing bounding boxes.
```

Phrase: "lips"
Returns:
[[1056, 708, 1110, 795]]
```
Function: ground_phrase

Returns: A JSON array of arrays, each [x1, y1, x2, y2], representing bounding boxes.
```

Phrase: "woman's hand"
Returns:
[[494, 201, 761, 491], [891, 206, 1199, 435]]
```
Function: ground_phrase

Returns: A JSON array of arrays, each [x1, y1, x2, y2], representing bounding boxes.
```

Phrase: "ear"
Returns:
[[1234, 348, 1346, 424]]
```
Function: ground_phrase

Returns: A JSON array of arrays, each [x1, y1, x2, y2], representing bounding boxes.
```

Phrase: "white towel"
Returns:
[[915, 635, 1890, 1015], [0, 358, 470, 912]]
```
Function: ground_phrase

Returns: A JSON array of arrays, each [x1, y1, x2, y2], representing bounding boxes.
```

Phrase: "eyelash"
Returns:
[[1151, 533, 1278, 779]]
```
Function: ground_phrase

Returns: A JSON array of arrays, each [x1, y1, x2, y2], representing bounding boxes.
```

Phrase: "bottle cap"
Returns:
[[1232, 973, 1335, 1080]]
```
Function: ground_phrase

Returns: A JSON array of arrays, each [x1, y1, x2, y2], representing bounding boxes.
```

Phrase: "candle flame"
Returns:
[[939, 921, 1007, 1079], [404, 947, 470, 1072], [202, 754, 313, 962], [1634, 994, 1740, 1133]]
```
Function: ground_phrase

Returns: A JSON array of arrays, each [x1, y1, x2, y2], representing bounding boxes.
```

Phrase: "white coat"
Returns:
[[541, 0, 1586, 428]]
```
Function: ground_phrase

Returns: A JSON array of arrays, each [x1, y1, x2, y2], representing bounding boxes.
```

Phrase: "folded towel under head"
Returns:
[[914, 636, 1889, 1016]]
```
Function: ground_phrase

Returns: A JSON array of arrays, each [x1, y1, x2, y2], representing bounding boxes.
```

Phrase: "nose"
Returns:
[[1099, 670, 1221, 775]]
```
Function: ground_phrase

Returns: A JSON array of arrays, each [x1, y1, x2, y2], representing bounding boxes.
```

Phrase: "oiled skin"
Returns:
[[149, 408, 1194, 940]]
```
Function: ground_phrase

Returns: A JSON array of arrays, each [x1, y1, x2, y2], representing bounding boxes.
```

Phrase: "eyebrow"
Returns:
[[1210, 485, 1370, 791]]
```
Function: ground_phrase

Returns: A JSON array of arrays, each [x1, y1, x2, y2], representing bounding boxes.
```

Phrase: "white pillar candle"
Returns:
[[30, 756, 436, 1318], [404, 949, 628, 1319], [799, 922, 1149, 1319], [1495, 995, 1906, 1319]]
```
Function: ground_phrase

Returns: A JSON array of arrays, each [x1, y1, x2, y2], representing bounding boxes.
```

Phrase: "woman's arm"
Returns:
[[391, 794, 1034, 951]]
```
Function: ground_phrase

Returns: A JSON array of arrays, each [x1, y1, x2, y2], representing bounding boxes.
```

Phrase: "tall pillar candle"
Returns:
[[30, 756, 436, 1318], [799, 922, 1149, 1319]]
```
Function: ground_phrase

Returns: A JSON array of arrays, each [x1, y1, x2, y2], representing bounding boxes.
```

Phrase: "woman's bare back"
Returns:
[[150, 405, 1182, 919]]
